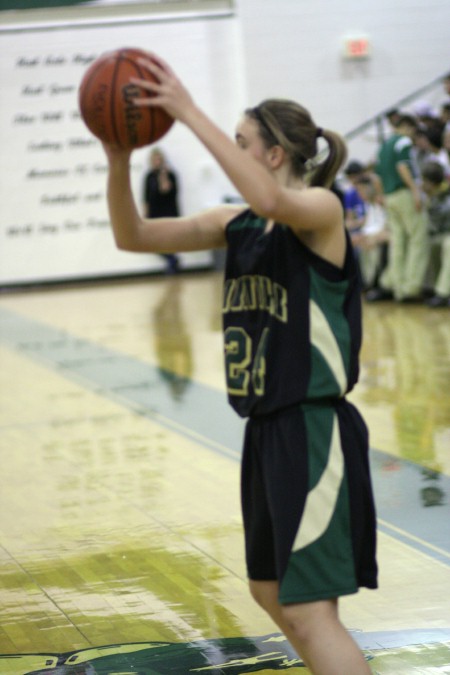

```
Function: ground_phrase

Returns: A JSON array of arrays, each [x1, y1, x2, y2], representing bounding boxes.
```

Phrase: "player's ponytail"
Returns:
[[247, 100, 347, 189], [309, 128, 348, 188]]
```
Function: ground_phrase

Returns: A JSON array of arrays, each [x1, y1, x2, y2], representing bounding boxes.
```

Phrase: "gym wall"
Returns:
[[0, 0, 448, 285]]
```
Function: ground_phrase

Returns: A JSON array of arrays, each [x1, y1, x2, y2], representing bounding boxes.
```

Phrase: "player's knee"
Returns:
[[280, 605, 311, 643]]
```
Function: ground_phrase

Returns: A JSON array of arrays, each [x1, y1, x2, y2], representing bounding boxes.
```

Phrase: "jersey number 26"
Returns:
[[224, 327, 269, 397]]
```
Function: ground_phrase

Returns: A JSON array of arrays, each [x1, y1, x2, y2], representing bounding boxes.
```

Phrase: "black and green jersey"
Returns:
[[223, 209, 362, 418]]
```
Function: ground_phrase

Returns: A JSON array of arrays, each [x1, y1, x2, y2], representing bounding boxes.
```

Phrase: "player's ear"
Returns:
[[268, 144, 285, 169]]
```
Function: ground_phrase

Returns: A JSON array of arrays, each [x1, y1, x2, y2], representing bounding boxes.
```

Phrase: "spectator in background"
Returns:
[[443, 72, 450, 100], [414, 125, 450, 177], [341, 161, 367, 288], [441, 102, 450, 128], [443, 126, 450, 164], [413, 127, 432, 175], [330, 179, 346, 210], [424, 126, 450, 176], [362, 107, 400, 146], [438, 71, 450, 131], [421, 161, 450, 308], [368, 114, 429, 302], [386, 108, 402, 131], [411, 100, 438, 129], [352, 175, 389, 291], [143, 147, 181, 274], [343, 160, 367, 235]]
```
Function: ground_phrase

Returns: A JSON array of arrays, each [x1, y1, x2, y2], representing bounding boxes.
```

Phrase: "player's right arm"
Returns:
[[105, 146, 237, 253]]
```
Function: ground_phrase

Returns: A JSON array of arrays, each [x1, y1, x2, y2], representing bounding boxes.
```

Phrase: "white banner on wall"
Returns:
[[0, 14, 243, 285]]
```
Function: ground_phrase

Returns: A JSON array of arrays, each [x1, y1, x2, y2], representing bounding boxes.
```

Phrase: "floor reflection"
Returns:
[[153, 278, 193, 401], [0, 275, 449, 672], [355, 303, 450, 473]]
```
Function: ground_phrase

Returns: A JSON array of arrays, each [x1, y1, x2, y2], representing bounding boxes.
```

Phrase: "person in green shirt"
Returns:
[[368, 115, 429, 302]]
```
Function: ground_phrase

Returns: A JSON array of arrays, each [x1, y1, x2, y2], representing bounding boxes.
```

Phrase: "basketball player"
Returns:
[[103, 53, 378, 675]]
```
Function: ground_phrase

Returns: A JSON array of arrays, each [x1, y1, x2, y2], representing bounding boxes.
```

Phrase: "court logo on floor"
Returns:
[[0, 635, 304, 674]]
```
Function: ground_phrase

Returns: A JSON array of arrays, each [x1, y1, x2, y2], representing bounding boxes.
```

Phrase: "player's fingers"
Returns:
[[138, 53, 175, 77], [133, 96, 162, 107], [137, 56, 169, 83], [130, 76, 159, 92]]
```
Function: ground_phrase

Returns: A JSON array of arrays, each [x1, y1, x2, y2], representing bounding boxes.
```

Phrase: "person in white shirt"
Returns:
[[352, 176, 390, 290]]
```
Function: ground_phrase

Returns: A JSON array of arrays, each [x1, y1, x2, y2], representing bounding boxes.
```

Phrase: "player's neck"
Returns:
[[275, 165, 305, 190]]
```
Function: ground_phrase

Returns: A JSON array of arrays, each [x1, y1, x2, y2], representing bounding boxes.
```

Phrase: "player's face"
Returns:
[[235, 116, 272, 168]]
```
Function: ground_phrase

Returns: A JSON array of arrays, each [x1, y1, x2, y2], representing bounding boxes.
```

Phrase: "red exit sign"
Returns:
[[343, 35, 371, 59]]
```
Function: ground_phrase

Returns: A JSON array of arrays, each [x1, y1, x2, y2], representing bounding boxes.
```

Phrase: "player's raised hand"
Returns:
[[132, 53, 196, 123]]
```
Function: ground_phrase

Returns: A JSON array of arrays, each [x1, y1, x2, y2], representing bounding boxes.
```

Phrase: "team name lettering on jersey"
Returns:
[[222, 275, 288, 323]]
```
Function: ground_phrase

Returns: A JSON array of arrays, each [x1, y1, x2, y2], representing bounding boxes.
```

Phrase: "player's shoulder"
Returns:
[[300, 185, 344, 214], [218, 203, 248, 227]]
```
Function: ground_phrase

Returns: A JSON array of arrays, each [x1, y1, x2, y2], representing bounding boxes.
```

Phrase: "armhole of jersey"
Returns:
[[342, 229, 359, 280], [224, 207, 252, 238], [285, 226, 349, 283]]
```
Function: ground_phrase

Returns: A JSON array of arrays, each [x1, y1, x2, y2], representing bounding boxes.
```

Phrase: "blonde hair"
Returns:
[[246, 99, 347, 188]]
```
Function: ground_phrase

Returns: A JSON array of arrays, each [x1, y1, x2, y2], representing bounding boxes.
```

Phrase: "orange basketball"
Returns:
[[78, 47, 174, 149]]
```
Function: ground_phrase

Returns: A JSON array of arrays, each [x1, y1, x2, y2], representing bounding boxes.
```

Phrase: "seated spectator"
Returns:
[[343, 160, 367, 235], [442, 72, 450, 101], [411, 100, 438, 127], [352, 176, 390, 291], [421, 161, 450, 308], [330, 179, 346, 210], [424, 127, 450, 176], [414, 127, 433, 174], [440, 102, 450, 128], [443, 125, 450, 163]]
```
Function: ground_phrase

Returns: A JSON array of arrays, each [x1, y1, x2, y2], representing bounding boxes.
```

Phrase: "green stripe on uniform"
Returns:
[[279, 406, 357, 603]]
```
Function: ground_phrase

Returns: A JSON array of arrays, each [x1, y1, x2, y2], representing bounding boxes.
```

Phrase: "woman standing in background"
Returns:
[[143, 147, 181, 274]]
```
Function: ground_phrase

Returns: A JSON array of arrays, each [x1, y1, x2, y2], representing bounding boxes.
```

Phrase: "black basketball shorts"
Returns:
[[241, 400, 378, 604]]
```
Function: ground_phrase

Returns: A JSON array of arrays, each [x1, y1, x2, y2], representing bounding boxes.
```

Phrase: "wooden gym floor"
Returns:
[[0, 270, 449, 674]]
